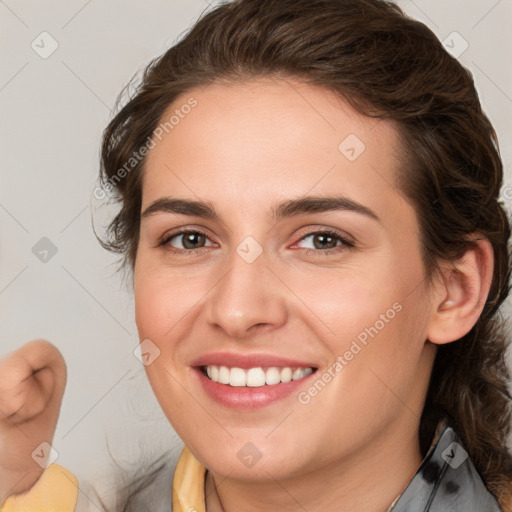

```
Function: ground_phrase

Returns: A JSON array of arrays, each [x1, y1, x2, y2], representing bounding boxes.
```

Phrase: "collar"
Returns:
[[171, 421, 501, 512], [388, 421, 502, 511], [172, 444, 206, 512]]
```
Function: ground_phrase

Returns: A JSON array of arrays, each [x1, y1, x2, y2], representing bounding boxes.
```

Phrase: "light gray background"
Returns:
[[1, 0, 511, 506]]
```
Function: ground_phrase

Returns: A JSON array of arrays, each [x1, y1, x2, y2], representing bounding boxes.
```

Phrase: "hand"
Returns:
[[0, 340, 67, 502]]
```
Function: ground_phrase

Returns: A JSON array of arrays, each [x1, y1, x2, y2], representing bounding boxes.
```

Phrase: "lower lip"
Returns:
[[193, 367, 316, 409]]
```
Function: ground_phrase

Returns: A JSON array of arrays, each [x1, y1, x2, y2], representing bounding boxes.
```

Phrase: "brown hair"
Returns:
[[97, 0, 512, 508]]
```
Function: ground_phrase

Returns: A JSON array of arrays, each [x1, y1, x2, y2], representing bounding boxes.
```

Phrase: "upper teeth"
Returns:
[[205, 365, 314, 387]]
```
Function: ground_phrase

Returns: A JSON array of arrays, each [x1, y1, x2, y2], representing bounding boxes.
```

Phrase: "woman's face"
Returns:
[[134, 78, 438, 480]]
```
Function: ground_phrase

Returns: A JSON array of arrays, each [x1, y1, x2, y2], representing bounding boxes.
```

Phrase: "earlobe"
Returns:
[[426, 236, 494, 345]]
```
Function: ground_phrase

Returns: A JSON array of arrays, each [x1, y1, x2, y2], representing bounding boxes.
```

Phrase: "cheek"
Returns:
[[321, 282, 431, 428], [133, 268, 198, 423], [133, 265, 199, 344], [286, 254, 419, 349], [292, 250, 429, 393]]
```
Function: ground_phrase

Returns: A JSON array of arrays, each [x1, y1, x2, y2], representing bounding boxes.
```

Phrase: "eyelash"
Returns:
[[158, 229, 354, 257]]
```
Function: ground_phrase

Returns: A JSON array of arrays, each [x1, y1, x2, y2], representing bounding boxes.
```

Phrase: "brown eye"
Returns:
[[296, 230, 353, 253], [180, 232, 206, 249], [162, 230, 215, 253], [311, 233, 338, 250]]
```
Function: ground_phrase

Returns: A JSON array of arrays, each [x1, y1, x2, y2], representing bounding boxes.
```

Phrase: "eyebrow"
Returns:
[[141, 195, 380, 222]]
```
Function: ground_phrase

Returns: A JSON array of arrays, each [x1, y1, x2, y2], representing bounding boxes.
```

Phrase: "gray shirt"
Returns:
[[390, 422, 502, 511]]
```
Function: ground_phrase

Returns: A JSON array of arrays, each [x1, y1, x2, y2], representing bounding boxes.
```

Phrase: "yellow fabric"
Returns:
[[0, 448, 203, 512], [172, 445, 206, 512], [1, 463, 78, 512]]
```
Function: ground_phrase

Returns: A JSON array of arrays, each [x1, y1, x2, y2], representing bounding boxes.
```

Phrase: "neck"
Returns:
[[206, 418, 424, 512]]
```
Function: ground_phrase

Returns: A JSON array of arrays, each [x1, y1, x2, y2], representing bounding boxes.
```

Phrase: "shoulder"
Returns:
[[1, 463, 79, 512], [392, 423, 503, 511]]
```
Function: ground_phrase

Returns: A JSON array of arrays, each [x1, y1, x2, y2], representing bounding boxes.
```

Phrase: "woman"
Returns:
[[1, 0, 511, 510]]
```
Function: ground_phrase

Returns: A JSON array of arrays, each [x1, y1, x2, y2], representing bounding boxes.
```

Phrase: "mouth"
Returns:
[[192, 355, 318, 408], [200, 365, 316, 387]]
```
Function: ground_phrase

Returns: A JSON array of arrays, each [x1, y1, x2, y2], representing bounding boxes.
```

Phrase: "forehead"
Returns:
[[141, 77, 409, 223]]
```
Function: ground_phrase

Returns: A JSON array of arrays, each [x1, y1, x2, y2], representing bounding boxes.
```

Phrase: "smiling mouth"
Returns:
[[200, 365, 317, 387]]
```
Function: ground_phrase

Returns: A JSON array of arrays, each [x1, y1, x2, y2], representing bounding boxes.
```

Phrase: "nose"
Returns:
[[204, 246, 288, 340]]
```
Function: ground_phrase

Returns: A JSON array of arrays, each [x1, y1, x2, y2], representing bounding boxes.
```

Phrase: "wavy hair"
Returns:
[[97, 0, 512, 509]]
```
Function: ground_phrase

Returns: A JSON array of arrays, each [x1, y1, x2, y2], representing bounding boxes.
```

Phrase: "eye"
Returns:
[[158, 228, 354, 256], [160, 230, 216, 254], [294, 229, 354, 255]]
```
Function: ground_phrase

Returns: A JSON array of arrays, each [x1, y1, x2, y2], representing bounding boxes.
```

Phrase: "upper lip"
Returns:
[[190, 352, 318, 369]]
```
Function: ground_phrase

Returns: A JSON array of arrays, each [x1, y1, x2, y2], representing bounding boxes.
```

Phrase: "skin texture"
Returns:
[[131, 77, 493, 512], [0, 340, 66, 503]]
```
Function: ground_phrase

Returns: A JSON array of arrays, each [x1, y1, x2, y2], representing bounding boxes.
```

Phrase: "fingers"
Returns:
[[0, 340, 67, 422], [2, 340, 66, 378]]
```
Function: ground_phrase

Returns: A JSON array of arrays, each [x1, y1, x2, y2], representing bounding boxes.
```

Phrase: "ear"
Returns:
[[426, 235, 494, 345]]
